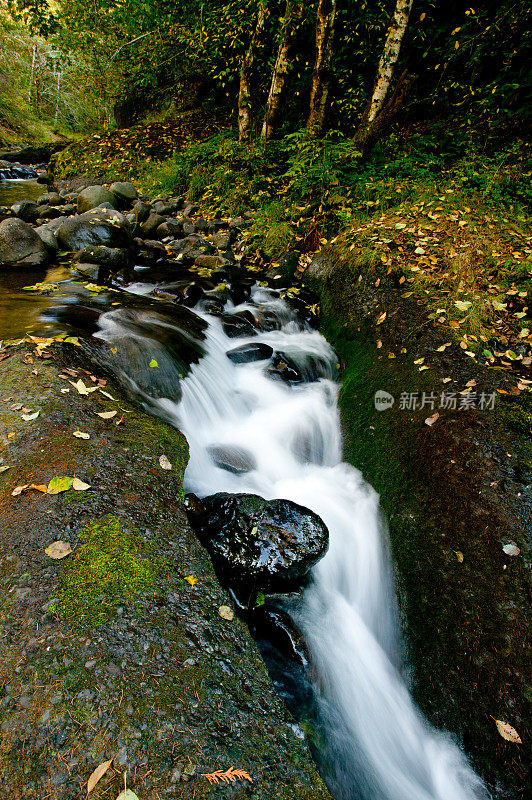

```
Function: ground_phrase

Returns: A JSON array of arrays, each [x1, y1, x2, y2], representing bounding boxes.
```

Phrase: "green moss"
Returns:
[[55, 515, 167, 626]]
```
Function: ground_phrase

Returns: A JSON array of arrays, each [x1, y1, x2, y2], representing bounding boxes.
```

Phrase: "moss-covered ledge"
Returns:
[[0, 345, 330, 800], [306, 244, 531, 800]]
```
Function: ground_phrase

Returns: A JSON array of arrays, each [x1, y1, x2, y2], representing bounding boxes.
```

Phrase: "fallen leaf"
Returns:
[[184, 575, 198, 586], [159, 455, 172, 470], [116, 791, 140, 800], [492, 718, 522, 743], [99, 390, 117, 401], [12, 484, 29, 496], [70, 379, 98, 396], [454, 301, 472, 312], [45, 541, 73, 560], [425, 412, 440, 427], [0, 465, 11, 473], [218, 605, 234, 621], [72, 478, 91, 491], [455, 551, 464, 563], [149, 359, 159, 368], [47, 476, 74, 494], [376, 312, 387, 325], [96, 410, 117, 419], [22, 411, 40, 421], [31, 484, 48, 492], [73, 431, 90, 440], [502, 543, 520, 556], [87, 759, 113, 794]]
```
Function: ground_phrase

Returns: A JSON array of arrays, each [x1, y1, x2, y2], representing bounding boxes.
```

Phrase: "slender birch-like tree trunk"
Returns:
[[307, 0, 337, 137], [261, 0, 303, 143], [238, 3, 268, 142], [355, 0, 414, 154]]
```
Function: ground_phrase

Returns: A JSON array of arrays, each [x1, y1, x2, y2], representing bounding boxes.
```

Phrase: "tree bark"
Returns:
[[238, 3, 268, 142], [261, 0, 304, 143], [307, 0, 337, 138], [354, 0, 414, 155]]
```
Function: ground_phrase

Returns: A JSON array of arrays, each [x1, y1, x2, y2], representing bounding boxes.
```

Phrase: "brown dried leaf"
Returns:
[[87, 759, 113, 794]]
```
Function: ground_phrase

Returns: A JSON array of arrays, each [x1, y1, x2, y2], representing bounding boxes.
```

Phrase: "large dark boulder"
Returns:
[[185, 492, 329, 593], [73, 245, 129, 271], [0, 218, 49, 268], [57, 208, 131, 251]]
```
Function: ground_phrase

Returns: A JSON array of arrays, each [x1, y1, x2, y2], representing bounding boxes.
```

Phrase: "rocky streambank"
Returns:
[[0, 179, 332, 798], [0, 345, 331, 800]]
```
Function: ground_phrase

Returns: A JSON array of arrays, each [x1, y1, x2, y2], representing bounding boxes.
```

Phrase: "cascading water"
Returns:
[[96, 284, 488, 800]]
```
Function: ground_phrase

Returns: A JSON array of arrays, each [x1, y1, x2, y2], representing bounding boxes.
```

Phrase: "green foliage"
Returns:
[[54, 515, 167, 626]]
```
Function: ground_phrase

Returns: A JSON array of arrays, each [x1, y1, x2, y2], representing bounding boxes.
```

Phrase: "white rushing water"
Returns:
[[100, 285, 488, 800]]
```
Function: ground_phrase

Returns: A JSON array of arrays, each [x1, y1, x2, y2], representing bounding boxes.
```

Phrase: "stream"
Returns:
[[93, 286, 488, 800], [1, 176, 488, 799]]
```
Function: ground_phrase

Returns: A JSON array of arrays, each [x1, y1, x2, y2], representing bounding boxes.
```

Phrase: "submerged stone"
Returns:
[[208, 445, 257, 474]]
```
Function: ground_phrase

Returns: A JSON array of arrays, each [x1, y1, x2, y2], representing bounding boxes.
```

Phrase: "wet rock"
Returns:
[[110, 182, 138, 207], [208, 445, 257, 474], [74, 245, 129, 271], [226, 342, 273, 364], [38, 192, 63, 206], [141, 213, 166, 237], [265, 251, 299, 288], [185, 492, 329, 593], [156, 219, 184, 239], [11, 200, 39, 223], [133, 200, 151, 223], [267, 352, 303, 383], [251, 605, 310, 667], [194, 254, 226, 270], [183, 203, 199, 217], [228, 280, 253, 305], [77, 185, 116, 212], [57, 208, 131, 251], [35, 223, 59, 253], [37, 205, 63, 220], [221, 310, 258, 338], [0, 218, 49, 268], [73, 263, 100, 280]]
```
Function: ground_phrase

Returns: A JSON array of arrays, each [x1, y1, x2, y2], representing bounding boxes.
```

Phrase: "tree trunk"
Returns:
[[307, 0, 337, 137], [238, 3, 268, 142], [354, 0, 414, 154], [261, 0, 303, 143]]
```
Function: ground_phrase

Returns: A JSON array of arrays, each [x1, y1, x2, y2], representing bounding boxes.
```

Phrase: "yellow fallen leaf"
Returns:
[[376, 312, 387, 325], [72, 478, 91, 491], [45, 541, 73, 560], [492, 718, 522, 743], [184, 575, 198, 586], [455, 551, 464, 563], [96, 410, 117, 419], [87, 759, 113, 794], [73, 431, 90, 440], [12, 484, 29, 496], [425, 412, 440, 427], [159, 455, 172, 470], [218, 605, 234, 621]]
